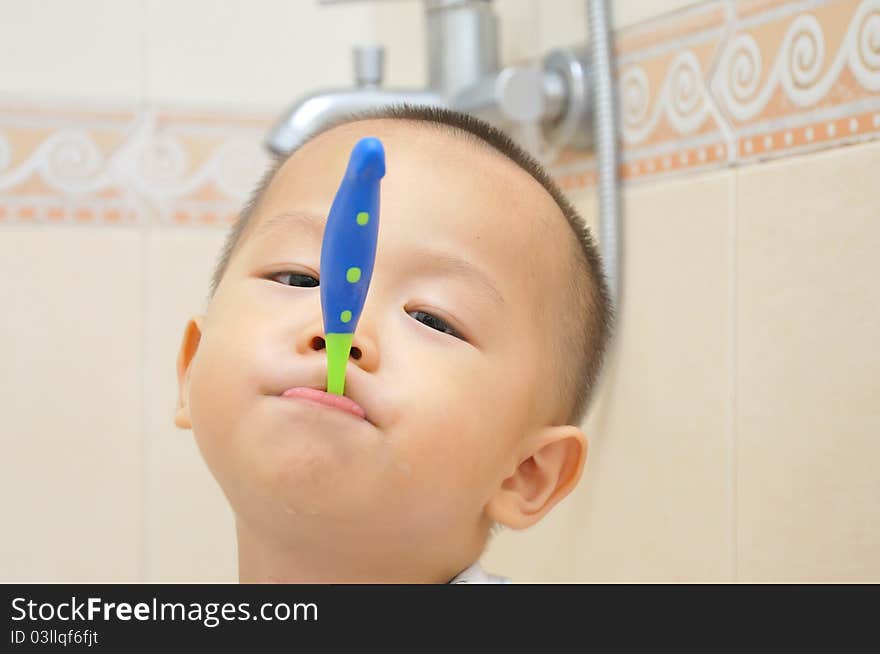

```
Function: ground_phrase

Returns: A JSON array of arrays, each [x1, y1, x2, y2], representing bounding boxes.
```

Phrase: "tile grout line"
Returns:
[[139, 0, 151, 109], [138, 205, 151, 583], [719, 0, 738, 583], [138, 0, 151, 584], [729, 166, 739, 582]]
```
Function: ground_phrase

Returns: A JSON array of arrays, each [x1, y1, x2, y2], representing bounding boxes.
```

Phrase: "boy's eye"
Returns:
[[272, 272, 319, 287], [409, 310, 464, 340], [267, 273, 464, 341]]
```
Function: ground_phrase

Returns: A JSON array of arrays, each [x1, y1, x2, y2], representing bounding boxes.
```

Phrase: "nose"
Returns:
[[295, 316, 380, 373]]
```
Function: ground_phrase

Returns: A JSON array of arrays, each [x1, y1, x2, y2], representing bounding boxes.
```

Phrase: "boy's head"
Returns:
[[174, 106, 613, 582]]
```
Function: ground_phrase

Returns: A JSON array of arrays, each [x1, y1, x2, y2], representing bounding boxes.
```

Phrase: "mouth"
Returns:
[[280, 387, 368, 422]]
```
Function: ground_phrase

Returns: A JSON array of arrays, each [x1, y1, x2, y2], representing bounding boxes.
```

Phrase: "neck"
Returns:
[[235, 518, 465, 584]]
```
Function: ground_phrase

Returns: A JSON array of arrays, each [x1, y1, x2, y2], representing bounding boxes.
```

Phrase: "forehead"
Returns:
[[250, 119, 571, 310]]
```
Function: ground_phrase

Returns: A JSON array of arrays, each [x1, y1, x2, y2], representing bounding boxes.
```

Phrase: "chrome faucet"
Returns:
[[266, 0, 593, 157]]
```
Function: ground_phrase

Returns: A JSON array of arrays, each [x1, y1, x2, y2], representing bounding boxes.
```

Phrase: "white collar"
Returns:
[[448, 560, 511, 584]]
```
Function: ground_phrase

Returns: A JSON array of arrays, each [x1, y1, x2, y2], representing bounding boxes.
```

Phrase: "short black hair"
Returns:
[[210, 105, 614, 426]]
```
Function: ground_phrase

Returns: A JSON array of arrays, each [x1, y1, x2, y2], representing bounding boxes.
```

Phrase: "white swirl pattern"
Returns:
[[0, 111, 270, 209], [622, 50, 713, 144], [0, 135, 10, 173], [715, 0, 880, 121], [622, 0, 880, 145], [730, 34, 764, 103], [621, 65, 650, 128], [852, 4, 880, 89], [137, 134, 190, 188], [40, 130, 110, 193], [212, 138, 269, 200]]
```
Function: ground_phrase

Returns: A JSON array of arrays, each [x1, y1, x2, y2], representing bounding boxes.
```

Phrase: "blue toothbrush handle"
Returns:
[[320, 137, 385, 394]]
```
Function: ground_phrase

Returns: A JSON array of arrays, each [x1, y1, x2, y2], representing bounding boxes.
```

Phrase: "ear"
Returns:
[[174, 315, 205, 429], [485, 424, 588, 530]]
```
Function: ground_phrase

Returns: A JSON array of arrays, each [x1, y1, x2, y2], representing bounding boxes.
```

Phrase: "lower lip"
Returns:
[[280, 387, 367, 421]]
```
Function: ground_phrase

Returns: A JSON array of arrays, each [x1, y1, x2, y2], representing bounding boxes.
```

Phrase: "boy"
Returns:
[[173, 105, 613, 583]]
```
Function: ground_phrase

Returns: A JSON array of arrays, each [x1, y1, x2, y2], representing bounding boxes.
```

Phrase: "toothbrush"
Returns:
[[320, 137, 385, 396]]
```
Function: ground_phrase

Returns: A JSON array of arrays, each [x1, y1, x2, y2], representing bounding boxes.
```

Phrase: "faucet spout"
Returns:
[[265, 88, 444, 156]]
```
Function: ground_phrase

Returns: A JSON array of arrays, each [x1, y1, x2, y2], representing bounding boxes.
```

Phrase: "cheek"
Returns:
[[187, 331, 256, 475], [405, 343, 536, 482], [392, 363, 498, 494]]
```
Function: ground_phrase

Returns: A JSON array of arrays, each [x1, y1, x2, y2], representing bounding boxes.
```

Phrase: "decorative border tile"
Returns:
[[716, 0, 880, 162], [1, 0, 878, 224], [0, 99, 272, 228], [552, 0, 880, 187]]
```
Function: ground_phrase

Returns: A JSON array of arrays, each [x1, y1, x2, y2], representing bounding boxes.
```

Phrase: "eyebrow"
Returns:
[[251, 210, 505, 306], [408, 247, 506, 307], [250, 211, 326, 242]]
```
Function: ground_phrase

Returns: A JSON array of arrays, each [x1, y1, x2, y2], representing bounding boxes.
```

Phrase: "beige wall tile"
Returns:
[[144, 226, 237, 581], [0, 227, 142, 581], [536, 0, 706, 54], [484, 171, 734, 581], [0, 0, 144, 102], [144, 0, 378, 108], [373, 0, 427, 88], [613, 0, 707, 29], [537, 0, 586, 53], [496, 0, 542, 62], [737, 140, 880, 582]]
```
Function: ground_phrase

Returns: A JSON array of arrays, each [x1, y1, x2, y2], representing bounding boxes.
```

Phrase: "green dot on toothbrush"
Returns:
[[340, 310, 352, 323], [356, 211, 369, 226], [346, 267, 362, 283]]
